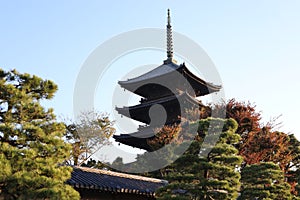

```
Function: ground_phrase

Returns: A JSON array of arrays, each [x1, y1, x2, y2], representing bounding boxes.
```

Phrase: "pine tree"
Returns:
[[239, 162, 292, 200], [284, 134, 300, 196], [156, 118, 243, 200], [0, 69, 79, 199]]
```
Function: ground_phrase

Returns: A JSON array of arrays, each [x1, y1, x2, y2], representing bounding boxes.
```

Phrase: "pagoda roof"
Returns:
[[120, 60, 180, 84], [113, 120, 193, 151], [113, 135, 153, 151], [113, 127, 156, 151], [116, 92, 203, 124], [118, 60, 221, 98]]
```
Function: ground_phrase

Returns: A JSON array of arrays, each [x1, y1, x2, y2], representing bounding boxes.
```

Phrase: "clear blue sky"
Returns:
[[1, 1, 300, 140]]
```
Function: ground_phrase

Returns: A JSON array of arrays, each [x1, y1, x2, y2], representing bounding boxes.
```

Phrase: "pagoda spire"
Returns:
[[166, 9, 173, 60]]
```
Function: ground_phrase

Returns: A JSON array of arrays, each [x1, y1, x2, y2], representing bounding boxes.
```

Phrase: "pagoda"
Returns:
[[113, 9, 221, 151]]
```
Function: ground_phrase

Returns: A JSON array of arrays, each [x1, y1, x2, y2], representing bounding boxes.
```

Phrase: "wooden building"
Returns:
[[114, 9, 221, 151]]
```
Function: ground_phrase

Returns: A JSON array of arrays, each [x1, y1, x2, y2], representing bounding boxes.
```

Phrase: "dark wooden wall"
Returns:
[[77, 188, 156, 200]]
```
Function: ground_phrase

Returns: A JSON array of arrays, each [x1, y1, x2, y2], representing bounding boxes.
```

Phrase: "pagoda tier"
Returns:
[[118, 60, 221, 100], [114, 120, 191, 152], [113, 127, 155, 151], [115, 92, 204, 125]]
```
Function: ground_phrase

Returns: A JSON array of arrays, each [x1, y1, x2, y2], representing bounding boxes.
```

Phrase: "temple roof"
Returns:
[[67, 166, 167, 196], [120, 60, 180, 85], [118, 61, 221, 98], [113, 125, 159, 151]]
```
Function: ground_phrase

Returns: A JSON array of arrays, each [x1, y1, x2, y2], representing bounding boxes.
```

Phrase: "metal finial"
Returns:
[[167, 9, 171, 26], [166, 9, 173, 59]]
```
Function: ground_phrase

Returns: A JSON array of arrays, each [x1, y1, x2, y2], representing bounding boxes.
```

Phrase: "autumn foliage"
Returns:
[[149, 98, 300, 197], [240, 127, 292, 169]]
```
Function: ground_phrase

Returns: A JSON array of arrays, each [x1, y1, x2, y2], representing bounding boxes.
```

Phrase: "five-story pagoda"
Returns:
[[113, 9, 221, 151]]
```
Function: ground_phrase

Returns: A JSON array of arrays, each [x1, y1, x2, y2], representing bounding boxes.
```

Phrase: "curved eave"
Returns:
[[113, 125, 171, 151], [113, 134, 154, 151], [180, 63, 222, 95], [180, 91, 204, 105]]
